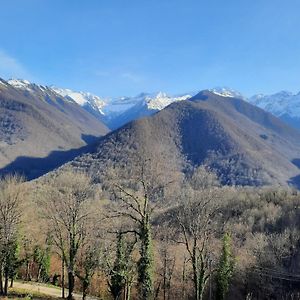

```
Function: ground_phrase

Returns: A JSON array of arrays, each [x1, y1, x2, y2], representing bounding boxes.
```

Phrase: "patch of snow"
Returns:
[[210, 87, 245, 99], [249, 91, 300, 118], [146, 92, 192, 110], [8, 79, 32, 91], [103, 91, 192, 117], [52, 87, 107, 115]]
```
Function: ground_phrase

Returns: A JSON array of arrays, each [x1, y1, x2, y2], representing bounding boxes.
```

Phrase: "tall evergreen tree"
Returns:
[[216, 233, 234, 300]]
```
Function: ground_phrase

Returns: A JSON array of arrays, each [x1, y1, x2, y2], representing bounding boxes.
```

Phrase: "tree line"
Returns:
[[1, 164, 300, 300]]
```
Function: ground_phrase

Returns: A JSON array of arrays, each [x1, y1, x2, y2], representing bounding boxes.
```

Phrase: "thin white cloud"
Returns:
[[0, 49, 32, 80]]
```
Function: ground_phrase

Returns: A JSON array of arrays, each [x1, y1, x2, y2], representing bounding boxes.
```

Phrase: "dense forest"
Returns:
[[1, 157, 300, 300]]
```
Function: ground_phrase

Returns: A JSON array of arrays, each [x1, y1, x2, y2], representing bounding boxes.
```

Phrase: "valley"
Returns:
[[1, 78, 300, 300]]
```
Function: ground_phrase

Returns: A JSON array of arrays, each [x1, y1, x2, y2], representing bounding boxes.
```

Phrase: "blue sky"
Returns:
[[0, 0, 300, 97]]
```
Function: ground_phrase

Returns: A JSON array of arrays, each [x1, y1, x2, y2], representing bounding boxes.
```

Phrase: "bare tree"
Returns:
[[159, 243, 175, 300], [174, 168, 222, 300], [112, 175, 154, 299], [39, 170, 95, 300], [108, 155, 177, 300], [0, 175, 25, 295]]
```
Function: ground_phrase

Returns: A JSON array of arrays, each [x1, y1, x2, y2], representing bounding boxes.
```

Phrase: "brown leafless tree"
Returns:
[[0, 175, 25, 295], [174, 168, 222, 300], [107, 154, 178, 300], [39, 170, 95, 300]]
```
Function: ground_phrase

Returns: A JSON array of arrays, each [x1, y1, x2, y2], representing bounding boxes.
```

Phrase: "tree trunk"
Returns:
[[4, 272, 9, 296], [37, 265, 42, 282], [26, 261, 30, 281], [138, 218, 153, 300], [10, 277, 14, 288], [82, 288, 87, 300], [182, 257, 186, 300], [0, 267, 4, 295], [125, 282, 131, 300], [68, 229, 77, 300], [82, 279, 88, 300], [62, 259, 65, 299], [26, 261, 32, 281], [68, 271, 75, 300], [192, 257, 199, 300], [163, 251, 167, 300]]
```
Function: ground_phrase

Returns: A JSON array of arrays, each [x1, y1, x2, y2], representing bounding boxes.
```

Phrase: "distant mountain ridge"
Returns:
[[6, 79, 300, 131], [8, 79, 193, 129], [249, 91, 300, 130], [52, 86, 193, 129]]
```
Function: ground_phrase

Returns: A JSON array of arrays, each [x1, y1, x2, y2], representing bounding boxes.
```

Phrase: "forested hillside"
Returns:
[[1, 162, 300, 299]]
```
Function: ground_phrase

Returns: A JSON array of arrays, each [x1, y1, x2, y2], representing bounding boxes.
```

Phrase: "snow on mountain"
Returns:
[[103, 93, 148, 116], [6, 79, 193, 128], [8, 79, 60, 96], [105, 91, 193, 129], [52, 87, 107, 116], [103, 92, 192, 118], [249, 91, 300, 118], [145, 92, 192, 110], [248, 91, 300, 130], [209, 87, 245, 99], [8, 79, 35, 91], [7, 79, 107, 119], [208, 87, 300, 130]]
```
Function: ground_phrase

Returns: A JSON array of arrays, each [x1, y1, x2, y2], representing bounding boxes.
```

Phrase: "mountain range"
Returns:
[[62, 90, 300, 187], [53, 87, 192, 129], [42, 83, 300, 132], [2, 78, 300, 187], [6, 79, 300, 132]]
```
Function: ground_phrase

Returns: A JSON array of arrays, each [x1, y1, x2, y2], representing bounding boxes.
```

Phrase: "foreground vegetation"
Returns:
[[1, 161, 300, 300], [8, 286, 60, 300]]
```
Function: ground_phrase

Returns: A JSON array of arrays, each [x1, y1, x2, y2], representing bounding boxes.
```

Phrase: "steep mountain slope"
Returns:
[[249, 91, 300, 130], [63, 90, 300, 187], [0, 78, 109, 179]]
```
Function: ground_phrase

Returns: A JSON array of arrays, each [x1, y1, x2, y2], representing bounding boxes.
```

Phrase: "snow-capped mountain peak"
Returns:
[[209, 87, 245, 99], [8, 79, 33, 91], [7, 79, 51, 93], [249, 91, 300, 119], [145, 92, 192, 110], [51, 87, 107, 116]]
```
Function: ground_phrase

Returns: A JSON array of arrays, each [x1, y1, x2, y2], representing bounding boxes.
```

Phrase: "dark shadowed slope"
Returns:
[[61, 90, 300, 187], [0, 78, 109, 178]]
